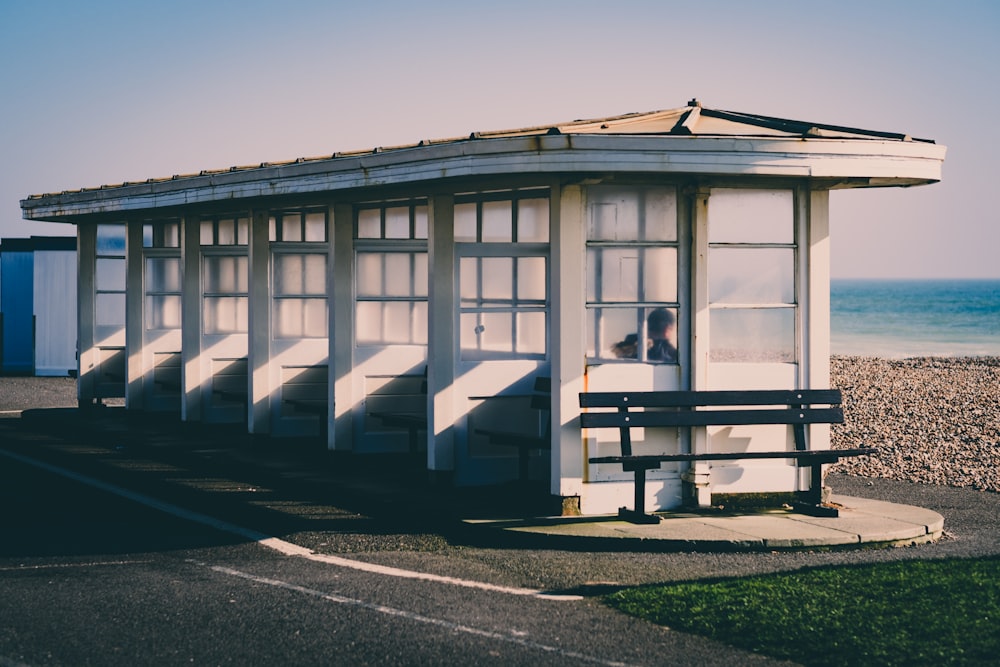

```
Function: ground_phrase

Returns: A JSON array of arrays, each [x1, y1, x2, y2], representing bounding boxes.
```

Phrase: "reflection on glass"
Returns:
[[146, 257, 181, 293], [385, 207, 410, 239], [517, 257, 546, 302], [304, 212, 326, 242], [96, 224, 126, 254], [273, 298, 327, 338], [413, 206, 428, 240], [710, 308, 794, 362], [203, 256, 248, 293], [358, 209, 381, 239], [145, 295, 182, 330]]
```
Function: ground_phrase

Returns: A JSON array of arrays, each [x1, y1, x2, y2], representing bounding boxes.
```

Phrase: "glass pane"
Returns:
[[163, 222, 180, 248], [710, 248, 794, 304], [710, 308, 795, 363], [481, 257, 513, 303], [642, 247, 677, 302], [275, 254, 326, 296], [274, 298, 328, 338], [383, 301, 414, 344], [588, 189, 638, 241], [146, 257, 181, 293], [236, 217, 249, 245], [454, 203, 477, 242], [203, 256, 248, 294], [305, 211, 326, 242], [411, 302, 428, 345], [96, 258, 126, 291], [142, 224, 153, 248], [516, 311, 546, 355], [357, 209, 381, 239], [517, 198, 549, 242], [644, 307, 678, 363], [481, 312, 514, 352], [269, 217, 277, 242], [203, 296, 248, 334], [355, 301, 383, 344], [643, 188, 677, 242], [413, 253, 428, 297], [587, 248, 638, 303], [95, 293, 126, 327], [481, 200, 512, 242], [281, 214, 302, 242], [599, 308, 643, 360], [413, 206, 428, 240], [96, 224, 125, 254], [384, 253, 413, 297], [517, 257, 546, 302], [145, 295, 182, 330], [217, 219, 236, 245], [385, 207, 410, 239], [356, 253, 384, 297], [200, 221, 215, 245], [459, 257, 478, 304], [709, 189, 794, 244]]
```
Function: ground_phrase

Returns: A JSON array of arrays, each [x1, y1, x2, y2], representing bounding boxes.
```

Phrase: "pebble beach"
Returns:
[[831, 355, 1000, 492]]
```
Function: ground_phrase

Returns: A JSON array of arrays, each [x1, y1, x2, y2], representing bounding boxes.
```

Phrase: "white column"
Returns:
[[125, 221, 144, 410], [181, 213, 202, 422], [76, 223, 97, 408], [248, 208, 270, 434], [427, 195, 456, 477], [686, 187, 712, 506], [808, 189, 832, 450], [552, 184, 586, 501], [331, 202, 354, 451]]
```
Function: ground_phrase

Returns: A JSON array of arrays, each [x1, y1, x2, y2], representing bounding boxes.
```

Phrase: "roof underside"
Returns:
[[22, 101, 945, 222]]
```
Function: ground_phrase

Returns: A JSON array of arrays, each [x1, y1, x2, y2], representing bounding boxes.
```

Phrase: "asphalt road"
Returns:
[[2, 377, 999, 665]]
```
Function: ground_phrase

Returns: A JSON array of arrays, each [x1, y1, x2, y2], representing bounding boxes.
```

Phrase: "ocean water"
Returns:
[[830, 279, 1000, 358]]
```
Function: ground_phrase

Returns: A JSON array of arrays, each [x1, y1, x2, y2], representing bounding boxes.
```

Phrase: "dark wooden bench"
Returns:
[[474, 377, 551, 482], [368, 368, 427, 455], [579, 389, 875, 523]]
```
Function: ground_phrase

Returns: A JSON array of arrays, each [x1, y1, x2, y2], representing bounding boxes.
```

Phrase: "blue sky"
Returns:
[[2, 0, 997, 278]]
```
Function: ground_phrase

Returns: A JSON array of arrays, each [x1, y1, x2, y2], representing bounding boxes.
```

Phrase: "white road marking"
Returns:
[[0, 560, 151, 572], [0, 448, 581, 601], [197, 561, 636, 667]]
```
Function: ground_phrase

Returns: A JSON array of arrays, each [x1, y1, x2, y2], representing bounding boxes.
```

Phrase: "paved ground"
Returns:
[[2, 376, 998, 595]]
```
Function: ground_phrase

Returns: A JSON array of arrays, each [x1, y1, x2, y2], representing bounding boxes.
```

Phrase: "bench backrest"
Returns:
[[579, 389, 843, 455]]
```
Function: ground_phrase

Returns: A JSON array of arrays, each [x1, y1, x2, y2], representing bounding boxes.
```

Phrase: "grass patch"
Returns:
[[605, 557, 1000, 666]]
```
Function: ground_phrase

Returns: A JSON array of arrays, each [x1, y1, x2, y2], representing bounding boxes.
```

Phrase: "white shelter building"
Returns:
[[21, 101, 945, 514]]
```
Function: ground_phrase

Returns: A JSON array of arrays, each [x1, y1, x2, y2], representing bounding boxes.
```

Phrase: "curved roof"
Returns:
[[22, 100, 945, 222]]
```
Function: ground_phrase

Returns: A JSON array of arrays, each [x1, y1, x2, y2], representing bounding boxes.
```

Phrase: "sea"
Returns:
[[830, 279, 1000, 358]]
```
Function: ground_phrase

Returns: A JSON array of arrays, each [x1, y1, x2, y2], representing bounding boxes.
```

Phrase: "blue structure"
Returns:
[[0, 236, 77, 375]]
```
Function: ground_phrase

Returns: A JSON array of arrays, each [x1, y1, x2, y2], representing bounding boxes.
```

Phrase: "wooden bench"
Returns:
[[368, 368, 427, 455], [579, 389, 875, 523], [474, 377, 551, 482]]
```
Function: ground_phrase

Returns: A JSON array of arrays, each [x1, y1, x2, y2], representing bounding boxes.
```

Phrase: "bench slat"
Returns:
[[580, 407, 843, 429], [579, 389, 841, 409], [590, 447, 875, 465]]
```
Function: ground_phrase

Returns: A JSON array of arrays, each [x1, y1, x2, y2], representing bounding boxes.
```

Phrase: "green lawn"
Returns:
[[604, 557, 1000, 666]]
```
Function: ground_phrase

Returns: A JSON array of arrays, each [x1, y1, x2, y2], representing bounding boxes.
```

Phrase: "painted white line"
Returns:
[[197, 561, 635, 667], [0, 448, 581, 601], [0, 560, 152, 572]]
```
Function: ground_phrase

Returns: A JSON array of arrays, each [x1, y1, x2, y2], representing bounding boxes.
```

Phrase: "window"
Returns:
[[95, 224, 126, 334], [455, 191, 549, 360], [269, 209, 327, 243], [586, 186, 679, 363], [203, 255, 248, 334], [270, 208, 329, 339], [200, 215, 249, 246], [142, 219, 180, 248], [708, 188, 796, 363], [355, 201, 428, 346], [145, 257, 182, 330]]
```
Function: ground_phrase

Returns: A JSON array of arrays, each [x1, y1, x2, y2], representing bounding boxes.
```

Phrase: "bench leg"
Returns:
[[618, 467, 662, 524], [793, 462, 839, 518]]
